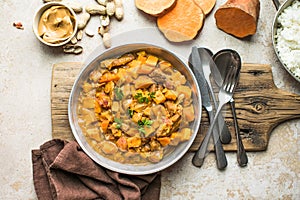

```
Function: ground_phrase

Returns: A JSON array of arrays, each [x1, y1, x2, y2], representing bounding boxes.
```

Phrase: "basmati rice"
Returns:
[[275, 0, 300, 78]]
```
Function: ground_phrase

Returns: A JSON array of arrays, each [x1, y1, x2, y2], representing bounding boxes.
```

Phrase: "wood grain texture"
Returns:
[[51, 62, 300, 152]]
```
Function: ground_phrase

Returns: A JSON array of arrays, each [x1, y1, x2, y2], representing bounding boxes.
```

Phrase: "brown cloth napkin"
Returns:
[[32, 139, 161, 200]]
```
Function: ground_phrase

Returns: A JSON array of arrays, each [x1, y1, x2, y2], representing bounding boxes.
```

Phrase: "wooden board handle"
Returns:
[[189, 63, 300, 151]]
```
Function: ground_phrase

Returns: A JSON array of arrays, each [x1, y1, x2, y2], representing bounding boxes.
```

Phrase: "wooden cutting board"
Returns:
[[51, 62, 300, 152]]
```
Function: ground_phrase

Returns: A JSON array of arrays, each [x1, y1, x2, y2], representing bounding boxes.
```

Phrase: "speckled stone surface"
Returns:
[[0, 0, 299, 199]]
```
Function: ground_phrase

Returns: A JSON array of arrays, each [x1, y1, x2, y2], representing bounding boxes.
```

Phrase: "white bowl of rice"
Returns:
[[272, 0, 300, 82]]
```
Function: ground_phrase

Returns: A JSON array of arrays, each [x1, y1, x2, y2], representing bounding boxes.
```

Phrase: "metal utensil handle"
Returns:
[[208, 110, 228, 170], [207, 78, 232, 144], [192, 102, 228, 169], [230, 99, 248, 167], [272, 0, 280, 10]]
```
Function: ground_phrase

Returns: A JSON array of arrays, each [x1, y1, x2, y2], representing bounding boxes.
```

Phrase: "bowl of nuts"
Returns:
[[33, 2, 78, 47], [68, 43, 202, 175]]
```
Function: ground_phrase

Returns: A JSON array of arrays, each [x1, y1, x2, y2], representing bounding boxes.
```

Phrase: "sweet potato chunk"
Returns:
[[135, 0, 176, 17], [157, 0, 205, 42], [193, 0, 216, 15], [214, 0, 260, 38]]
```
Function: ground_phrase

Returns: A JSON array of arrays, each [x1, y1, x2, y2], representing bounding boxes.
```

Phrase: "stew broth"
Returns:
[[77, 50, 196, 165]]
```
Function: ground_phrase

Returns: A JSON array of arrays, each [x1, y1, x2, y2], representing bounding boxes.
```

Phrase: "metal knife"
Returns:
[[198, 48, 232, 144], [189, 46, 227, 169]]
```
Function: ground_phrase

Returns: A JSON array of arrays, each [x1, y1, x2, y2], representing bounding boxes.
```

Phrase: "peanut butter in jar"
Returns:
[[38, 5, 76, 44]]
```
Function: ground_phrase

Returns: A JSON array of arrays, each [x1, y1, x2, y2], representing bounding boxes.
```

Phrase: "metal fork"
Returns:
[[192, 65, 239, 168]]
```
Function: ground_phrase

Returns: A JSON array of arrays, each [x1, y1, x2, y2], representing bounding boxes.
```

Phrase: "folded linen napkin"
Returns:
[[32, 139, 161, 200]]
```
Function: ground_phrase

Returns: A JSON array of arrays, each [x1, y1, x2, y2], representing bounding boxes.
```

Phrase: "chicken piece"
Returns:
[[121, 84, 131, 97], [182, 105, 195, 122], [149, 139, 161, 151], [86, 128, 101, 141], [176, 85, 192, 99], [125, 66, 139, 79], [150, 105, 167, 119], [122, 99, 132, 111], [100, 59, 115, 69], [158, 60, 172, 74], [144, 125, 156, 137], [120, 122, 130, 132], [106, 54, 135, 70], [156, 123, 171, 137], [99, 141, 118, 155], [82, 82, 93, 93], [149, 69, 167, 84], [111, 101, 119, 113], [126, 128, 140, 137], [171, 71, 186, 84], [89, 70, 102, 82], [170, 113, 181, 123], [146, 150, 164, 163], [152, 120, 160, 129], [81, 108, 98, 125], [134, 76, 155, 89], [83, 112, 97, 125], [179, 128, 192, 141], [82, 97, 95, 109], [137, 64, 155, 74], [165, 101, 177, 114]]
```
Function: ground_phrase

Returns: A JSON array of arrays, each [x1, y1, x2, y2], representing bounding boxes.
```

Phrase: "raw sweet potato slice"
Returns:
[[214, 0, 260, 38], [193, 0, 216, 15], [157, 0, 205, 42], [135, 0, 177, 17]]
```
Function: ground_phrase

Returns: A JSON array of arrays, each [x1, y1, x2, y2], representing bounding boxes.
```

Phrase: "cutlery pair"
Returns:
[[213, 50, 248, 167], [189, 47, 228, 170], [189, 46, 247, 169]]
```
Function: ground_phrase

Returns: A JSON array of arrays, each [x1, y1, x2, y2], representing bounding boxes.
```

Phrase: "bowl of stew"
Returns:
[[68, 43, 202, 175]]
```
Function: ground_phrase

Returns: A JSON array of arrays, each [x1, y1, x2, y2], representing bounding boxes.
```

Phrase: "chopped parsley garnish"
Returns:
[[114, 87, 124, 100], [114, 118, 122, 129], [128, 109, 134, 117], [134, 92, 154, 103], [138, 119, 153, 127], [149, 92, 156, 99], [137, 119, 153, 136]]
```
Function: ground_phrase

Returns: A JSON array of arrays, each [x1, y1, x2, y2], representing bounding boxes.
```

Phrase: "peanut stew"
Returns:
[[77, 50, 195, 165]]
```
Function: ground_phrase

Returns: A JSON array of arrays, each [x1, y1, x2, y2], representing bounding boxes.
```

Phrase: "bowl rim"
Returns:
[[68, 43, 202, 175], [32, 2, 78, 47], [272, 0, 300, 83]]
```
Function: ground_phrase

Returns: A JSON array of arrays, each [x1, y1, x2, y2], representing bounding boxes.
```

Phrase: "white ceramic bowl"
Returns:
[[68, 43, 202, 175], [33, 2, 78, 47]]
